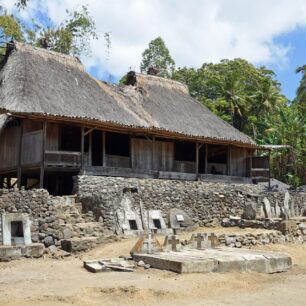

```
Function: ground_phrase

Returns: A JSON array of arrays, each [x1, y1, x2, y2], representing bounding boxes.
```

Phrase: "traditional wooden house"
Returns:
[[0, 43, 269, 195]]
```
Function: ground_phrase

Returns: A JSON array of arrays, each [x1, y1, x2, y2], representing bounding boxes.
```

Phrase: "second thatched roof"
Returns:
[[0, 43, 257, 147]]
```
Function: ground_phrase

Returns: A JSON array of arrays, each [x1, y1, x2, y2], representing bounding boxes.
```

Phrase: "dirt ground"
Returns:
[[1, 228, 306, 306]]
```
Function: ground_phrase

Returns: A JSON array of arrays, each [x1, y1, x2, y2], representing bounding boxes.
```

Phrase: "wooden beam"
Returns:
[[88, 131, 92, 166], [227, 145, 231, 176], [14, 114, 260, 149], [249, 149, 253, 177], [195, 142, 199, 179], [84, 126, 98, 136], [17, 120, 23, 189], [145, 135, 152, 142], [204, 143, 208, 174], [102, 131, 106, 167], [39, 121, 47, 189], [152, 136, 156, 170], [130, 136, 134, 169], [81, 127, 85, 169], [268, 150, 271, 189]]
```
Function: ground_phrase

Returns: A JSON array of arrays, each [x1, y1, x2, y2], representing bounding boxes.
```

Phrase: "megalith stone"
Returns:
[[263, 198, 272, 218]]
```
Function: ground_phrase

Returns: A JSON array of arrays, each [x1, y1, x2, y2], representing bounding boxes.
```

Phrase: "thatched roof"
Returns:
[[0, 43, 257, 147]]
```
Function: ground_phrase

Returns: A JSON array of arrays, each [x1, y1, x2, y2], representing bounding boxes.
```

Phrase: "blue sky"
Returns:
[[271, 29, 306, 100], [2, 0, 306, 101]]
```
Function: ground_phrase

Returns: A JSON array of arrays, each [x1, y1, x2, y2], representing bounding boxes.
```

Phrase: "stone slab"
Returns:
[[0, 243, 44, 260], [133, 248, 292, 274]]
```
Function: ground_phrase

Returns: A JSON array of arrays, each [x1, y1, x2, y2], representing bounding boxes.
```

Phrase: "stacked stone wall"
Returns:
[[0, 188, 59, 246], [74, 175, 306, 231]]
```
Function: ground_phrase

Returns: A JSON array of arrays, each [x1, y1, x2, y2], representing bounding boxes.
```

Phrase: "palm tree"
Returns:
[[295, 65, 306, 112]]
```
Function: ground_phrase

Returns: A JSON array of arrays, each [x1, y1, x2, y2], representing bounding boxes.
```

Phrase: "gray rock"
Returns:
[[44, 236, 54, 247], [63, 229, 72, 239], [298, 223, 306, 230], [48, 245, 57, 254], [241, 205, 256, 220], [137, 260, 145, 267], [144, 264, 151, 269], [235, 242, 242, 248]]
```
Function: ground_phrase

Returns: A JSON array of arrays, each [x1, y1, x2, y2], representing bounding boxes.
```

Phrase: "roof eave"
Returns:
[[7, 111, 260, 149]]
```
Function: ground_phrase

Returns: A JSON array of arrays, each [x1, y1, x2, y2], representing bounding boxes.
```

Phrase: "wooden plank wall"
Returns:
[[0, 125, 19, 169], [21, 131, 43, 165], [230, 146, 247, 177], [46, 123, 59, 151], [105, 155, 130, 168], [131, 138, 174, 171], [154, 141, 174, 171], [173, 161, 196, 173], [131, 138, 153, 170], [23, 120, 43, 133]]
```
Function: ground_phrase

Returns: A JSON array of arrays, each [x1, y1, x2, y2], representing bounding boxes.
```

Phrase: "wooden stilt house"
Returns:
[[0, 43, 269, 195]]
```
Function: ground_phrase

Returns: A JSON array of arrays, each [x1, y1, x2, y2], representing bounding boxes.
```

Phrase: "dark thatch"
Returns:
[[0, 43, 256, 147]]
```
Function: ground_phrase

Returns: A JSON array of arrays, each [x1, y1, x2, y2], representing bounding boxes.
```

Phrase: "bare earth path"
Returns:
[[0, 231, 306, 306]]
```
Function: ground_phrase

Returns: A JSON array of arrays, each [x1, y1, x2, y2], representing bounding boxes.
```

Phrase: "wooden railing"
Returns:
[[251, 156, 270, 181], [44, 150, 81, 167]]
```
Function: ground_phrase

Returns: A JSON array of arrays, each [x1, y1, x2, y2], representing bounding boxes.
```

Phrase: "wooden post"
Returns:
[[17, 121, 24, 189], [39, 121, 47, 189], [102, 131, 106, 167], [268, 150, 271, 189], [195, 142, 199, 180], [88, 131, 92, 166], [130, 136, 134, 169], [81, 127, 85, 169], [152, 136, 156, 170], [249, 149, 253, 177], [204, 143, 208, 174], [227, 145, 231, 176]]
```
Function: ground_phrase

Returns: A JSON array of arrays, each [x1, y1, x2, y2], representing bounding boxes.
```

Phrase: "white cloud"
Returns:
[[4, 0, 306, 78]]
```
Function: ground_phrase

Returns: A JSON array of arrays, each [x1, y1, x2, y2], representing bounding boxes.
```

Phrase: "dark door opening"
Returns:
[[11, 221, 24, 237], [92, 130, 103, 166], [174, 141, 196, 161], [106, 132, 130, 156], [44, 172, 78, 196], [153, 219, 162, 229], [128, 220, 138, 230], [60, 126, 81, 151]]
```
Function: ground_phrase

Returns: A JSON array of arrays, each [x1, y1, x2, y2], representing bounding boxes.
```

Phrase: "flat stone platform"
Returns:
[[133, 248, 292, 274], [0, 243, 44, 261]]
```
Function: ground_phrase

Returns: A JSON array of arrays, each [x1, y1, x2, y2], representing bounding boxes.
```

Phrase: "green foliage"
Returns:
[[173, 59, 286, 135], [173, 58, 304, 186], [294, 65, 306, 113], [0, 12, 24, 41], [259, 105, 305, 186], [140, 37, 175, 78], [0, 5, 98, 57]]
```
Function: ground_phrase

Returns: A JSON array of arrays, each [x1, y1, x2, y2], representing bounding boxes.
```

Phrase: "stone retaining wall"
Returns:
[[0, 188, 59, 246], [74, 175, 306, 231]]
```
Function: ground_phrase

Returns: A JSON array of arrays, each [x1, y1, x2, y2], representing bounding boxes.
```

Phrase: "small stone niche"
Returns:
[[146, 210, 171, 234], [116, 210, 143, 235], [1, 213, 32, 246], [128, 219, 138, 230]]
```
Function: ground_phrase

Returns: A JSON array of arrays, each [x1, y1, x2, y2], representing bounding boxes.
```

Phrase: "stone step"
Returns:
[[59, 222, 105, 239], [52, 195, 77, 206], [61, 237, 99, 253]]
